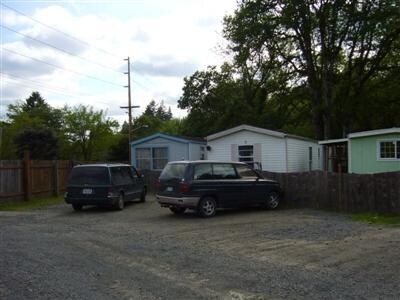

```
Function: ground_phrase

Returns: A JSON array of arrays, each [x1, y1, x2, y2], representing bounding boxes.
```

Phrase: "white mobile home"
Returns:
[[206, 124, 322, 172]]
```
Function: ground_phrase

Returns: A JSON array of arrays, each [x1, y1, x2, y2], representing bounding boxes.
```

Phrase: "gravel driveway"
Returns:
[[1, 196, 399, 299]]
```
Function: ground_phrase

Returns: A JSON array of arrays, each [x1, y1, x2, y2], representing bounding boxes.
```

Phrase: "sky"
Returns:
[[0, 0, 237, 125]]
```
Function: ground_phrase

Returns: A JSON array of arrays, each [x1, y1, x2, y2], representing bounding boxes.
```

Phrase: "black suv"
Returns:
[[156, 161, 283, 217], [65, 164, 146, 211]]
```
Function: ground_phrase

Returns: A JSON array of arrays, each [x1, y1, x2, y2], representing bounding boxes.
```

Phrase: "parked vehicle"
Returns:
[[156, 161, 283, 217], [64, 164, 146, 211]]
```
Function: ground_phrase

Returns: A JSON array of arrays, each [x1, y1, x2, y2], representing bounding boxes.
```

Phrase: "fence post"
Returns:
[[23, 150, 32, 201], [53, 160, 59, 197]]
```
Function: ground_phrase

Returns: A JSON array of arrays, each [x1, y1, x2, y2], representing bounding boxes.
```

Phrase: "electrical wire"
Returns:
[[2, 48, 123, 87], [0, 3, 121, 59], [2, 76, 120, 107], [1, 24, 123, 74]]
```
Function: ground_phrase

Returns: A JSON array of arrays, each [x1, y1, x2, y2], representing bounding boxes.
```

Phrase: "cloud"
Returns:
[[0, 1, 237, 122], [134, 60, 198, 77]]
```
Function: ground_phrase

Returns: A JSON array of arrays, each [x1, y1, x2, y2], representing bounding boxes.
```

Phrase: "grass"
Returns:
[[0, 196, 64, 212], [351, 212, 400, 226]]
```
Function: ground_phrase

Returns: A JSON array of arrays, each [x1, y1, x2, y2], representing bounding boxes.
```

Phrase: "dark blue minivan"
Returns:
[[156, 161, 283, 217], [65, 164, 146, 211]]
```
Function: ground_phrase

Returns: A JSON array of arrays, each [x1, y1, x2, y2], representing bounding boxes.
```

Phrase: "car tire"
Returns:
[[139, 188, 146, 203], [197, 197, 217, 218], [72, 204, 83, 211], [114, 193, 124, 211], [169, 207, 186, 215], [265, 191, 280, 209]]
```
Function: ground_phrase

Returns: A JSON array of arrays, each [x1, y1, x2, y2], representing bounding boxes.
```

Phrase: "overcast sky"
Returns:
[[0, 0, 237, 124]]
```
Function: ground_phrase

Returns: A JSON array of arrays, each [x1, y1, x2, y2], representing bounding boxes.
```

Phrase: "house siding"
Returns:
[[131, 138, 188, 168], [207, 131, 287, 172], [286, 138, 322, 172], [349, 133, 400, 173]]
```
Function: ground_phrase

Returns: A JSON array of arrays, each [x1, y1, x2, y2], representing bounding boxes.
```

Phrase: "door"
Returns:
[[130, 166, 144, 198], [234, 164, 264, 205], [210, 163, 242, 208]]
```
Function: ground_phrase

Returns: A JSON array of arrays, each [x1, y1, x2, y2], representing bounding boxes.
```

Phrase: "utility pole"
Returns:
[[122, 57, 139, 164]]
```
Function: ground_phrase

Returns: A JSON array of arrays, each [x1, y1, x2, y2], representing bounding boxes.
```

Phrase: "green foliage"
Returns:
[[0, 196, 63, 211], [13, 127, 59, 159], [220, 0, 400, 139], [63, 105, 118, 161], [351, 213, 400, 226]]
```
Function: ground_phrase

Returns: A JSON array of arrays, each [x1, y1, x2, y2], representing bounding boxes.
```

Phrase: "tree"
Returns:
[[13, 127, 58, 159], [224, 0, 400, 139], [63, 105, 118, 161], [7, 91, 63, 130]]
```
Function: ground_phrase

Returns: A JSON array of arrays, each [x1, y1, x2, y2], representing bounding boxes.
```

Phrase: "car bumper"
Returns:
[[156, 195, 200, 209], [65, 196, 118, 206]]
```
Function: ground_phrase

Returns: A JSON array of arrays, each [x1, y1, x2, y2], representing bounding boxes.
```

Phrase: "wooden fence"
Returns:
[[2, 157, 399, 215], [0, 154, 73, 202], [263, 170, 400, 215]]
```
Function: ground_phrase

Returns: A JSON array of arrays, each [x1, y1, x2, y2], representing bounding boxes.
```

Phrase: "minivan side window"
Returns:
[[111, 167, 133, 185], [194, 163, 213, 180], [235, 164, 259, 179], [212, 164, 238, 179]]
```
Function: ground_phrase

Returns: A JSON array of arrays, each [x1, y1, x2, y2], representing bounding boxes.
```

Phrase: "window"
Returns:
[[378, 140, 400, 159], [153, 147, 168, 170], [238, 145, 255, 167], [68, 167, 110, 185], [136, 147, 168, 170], [136, 148, 151, 170], [194, 163, 213, 180], [212, 164, 237, 179], [235, 164, 259, 179]]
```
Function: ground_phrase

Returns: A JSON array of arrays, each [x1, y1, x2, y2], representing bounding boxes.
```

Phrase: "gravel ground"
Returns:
[[1, 196, 399, 300]]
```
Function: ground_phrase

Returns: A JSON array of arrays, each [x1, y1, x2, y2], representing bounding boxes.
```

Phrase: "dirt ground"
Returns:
[[1, 196, 399, 299]]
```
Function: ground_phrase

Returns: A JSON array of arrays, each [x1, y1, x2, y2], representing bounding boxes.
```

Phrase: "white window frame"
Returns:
[[377, 139, 400, 161], [135, 146, 169, 170], [238, 145, 254, 165]]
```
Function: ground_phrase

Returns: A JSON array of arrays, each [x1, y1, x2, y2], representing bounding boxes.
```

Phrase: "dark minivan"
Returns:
[[156, 161, 283, 217], [65, 164, 146, 211]]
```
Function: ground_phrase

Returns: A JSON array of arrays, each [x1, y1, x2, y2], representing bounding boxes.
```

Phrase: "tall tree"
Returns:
[[63, 105, 118, 161], [224, 0, 400, 139], [13, 127, 59, 159]]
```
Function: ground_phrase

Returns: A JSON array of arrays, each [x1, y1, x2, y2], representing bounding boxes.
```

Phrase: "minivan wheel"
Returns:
[[265, 191, 280, 209], [169, 207, 186, 215], [114, 194, 124, 210], [197, 197, 216, 218], [72, 204, 83, 211]]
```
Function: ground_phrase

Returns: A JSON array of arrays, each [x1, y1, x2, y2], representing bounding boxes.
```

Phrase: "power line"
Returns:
[[1, 71, 94, 98], [2, 48, 123, 87], [0, 3, 121, 59], [3, 76, 119, 107], [1, 24, 123, 74]]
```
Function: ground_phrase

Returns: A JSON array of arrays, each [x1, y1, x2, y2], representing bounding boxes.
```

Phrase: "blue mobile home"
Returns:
[[131, 133, 206, 170]]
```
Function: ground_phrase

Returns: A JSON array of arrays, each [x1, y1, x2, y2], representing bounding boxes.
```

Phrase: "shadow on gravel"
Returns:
[[65, 201, 143, 215], [157, 206, 284, 221]]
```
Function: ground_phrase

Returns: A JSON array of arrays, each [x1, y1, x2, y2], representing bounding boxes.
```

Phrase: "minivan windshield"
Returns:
[[68, 167, 110, 185], [160, 163, 187, 180]]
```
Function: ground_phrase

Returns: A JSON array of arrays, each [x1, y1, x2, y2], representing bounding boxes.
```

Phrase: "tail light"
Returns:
[[155, 179, 161, 190], [179, 182, 189, 193], [107, 186, 113, 197]]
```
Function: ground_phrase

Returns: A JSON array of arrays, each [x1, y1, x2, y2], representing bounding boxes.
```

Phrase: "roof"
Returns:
[[167, 160, 249, 165], [319, 138, 348, 145], [206, 124, 317, 142], [348, 128, 400, 139], [73, 163, 130, 168], [131, 133, 206, 146]]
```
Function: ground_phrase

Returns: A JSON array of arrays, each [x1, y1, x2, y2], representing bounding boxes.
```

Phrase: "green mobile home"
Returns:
[[320, 128, 400, 174], [348, 128, 400, 173]]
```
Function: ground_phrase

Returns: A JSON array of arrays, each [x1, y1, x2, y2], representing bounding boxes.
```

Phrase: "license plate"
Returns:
[[166, 187, 173, 192], [82, 188, 93, 195]]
